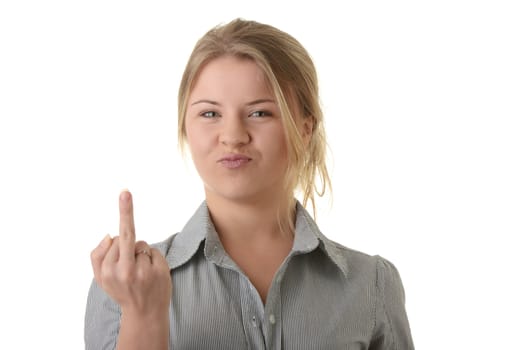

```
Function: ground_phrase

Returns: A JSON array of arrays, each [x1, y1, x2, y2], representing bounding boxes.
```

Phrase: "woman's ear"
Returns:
[[301, 116, 314, 146]]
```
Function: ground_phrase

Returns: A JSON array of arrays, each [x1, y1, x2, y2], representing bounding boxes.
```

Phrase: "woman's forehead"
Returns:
[[189, 56, 277, 102]]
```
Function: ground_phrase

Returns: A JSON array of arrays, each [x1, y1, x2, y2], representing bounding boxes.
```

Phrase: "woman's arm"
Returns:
[[370, 256, 415, 350]]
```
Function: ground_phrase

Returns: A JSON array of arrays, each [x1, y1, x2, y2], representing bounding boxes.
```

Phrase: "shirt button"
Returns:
[[269, 314, 276, 325]]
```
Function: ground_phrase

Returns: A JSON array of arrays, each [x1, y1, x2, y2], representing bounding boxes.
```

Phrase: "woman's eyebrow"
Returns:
[[190, 98, 276, 107], [246, 98, 275, 106], [190, 99, 220, 106]]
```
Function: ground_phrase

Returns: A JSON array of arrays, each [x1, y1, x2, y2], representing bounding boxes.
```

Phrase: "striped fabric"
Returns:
[[85, 201, 414, 349]]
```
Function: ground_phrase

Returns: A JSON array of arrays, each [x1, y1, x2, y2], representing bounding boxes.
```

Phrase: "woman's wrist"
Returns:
[[117, 309, 170, 350]]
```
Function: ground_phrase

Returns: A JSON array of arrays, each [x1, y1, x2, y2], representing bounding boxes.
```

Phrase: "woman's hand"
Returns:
[[90, 190, 171, 349]]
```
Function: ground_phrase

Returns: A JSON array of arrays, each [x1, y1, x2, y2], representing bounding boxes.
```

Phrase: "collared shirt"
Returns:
[[85, 201, 414, 349]]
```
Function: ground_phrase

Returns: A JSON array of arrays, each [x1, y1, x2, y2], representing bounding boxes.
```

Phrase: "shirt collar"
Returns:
[[164, 200, 349, 277], [163, 201, 210, 269], [293, 202, 350, 277]]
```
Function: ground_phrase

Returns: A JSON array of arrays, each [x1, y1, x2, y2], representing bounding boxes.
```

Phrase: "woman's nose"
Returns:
[[219, 115, 251, 147]]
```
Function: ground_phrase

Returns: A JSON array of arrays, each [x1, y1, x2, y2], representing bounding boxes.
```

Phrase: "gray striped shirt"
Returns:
[[85, 201, 414, 349]]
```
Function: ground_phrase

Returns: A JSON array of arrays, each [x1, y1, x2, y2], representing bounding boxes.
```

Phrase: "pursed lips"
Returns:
[[218, 154, 252, 169]]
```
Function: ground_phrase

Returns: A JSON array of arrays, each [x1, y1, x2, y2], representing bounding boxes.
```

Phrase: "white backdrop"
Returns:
[[1, 1, 524, 348]]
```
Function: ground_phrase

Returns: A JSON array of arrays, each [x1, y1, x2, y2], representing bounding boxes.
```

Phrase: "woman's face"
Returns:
[[185, 55, 289, 204]]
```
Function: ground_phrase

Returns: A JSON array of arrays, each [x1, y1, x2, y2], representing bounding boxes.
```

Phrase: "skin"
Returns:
[[185, 55, 290, 209], [185, 55, 312, 302], [90, 55, 313, 346]]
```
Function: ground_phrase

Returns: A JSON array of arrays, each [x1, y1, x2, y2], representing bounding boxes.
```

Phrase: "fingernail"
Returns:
[[120, 189, 131, 202], [100, 234, 112, 247]]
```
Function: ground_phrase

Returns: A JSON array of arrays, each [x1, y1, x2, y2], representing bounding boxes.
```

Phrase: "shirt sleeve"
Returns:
[[370, 256, 415, 350], [84, 278, 121, 350]]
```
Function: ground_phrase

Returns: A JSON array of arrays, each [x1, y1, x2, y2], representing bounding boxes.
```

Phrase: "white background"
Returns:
[[1, 0, 524, 348]]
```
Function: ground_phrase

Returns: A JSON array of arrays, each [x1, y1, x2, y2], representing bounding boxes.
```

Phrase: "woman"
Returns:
[[85, 19, 414, 349]]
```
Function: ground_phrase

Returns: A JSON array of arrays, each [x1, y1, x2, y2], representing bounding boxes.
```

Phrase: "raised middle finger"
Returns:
[[119, 190, 136, 262]]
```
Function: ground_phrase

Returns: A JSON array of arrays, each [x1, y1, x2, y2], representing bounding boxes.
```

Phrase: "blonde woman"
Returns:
[[86, 19, 414, 350]]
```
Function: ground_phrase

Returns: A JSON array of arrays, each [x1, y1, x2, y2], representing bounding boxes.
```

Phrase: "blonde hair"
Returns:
[[178, 19, 332, 233]]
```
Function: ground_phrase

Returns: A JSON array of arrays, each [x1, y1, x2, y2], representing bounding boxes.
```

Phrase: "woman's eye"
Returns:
[[249, 110, 271, 118], [200, 111, 218, 118]]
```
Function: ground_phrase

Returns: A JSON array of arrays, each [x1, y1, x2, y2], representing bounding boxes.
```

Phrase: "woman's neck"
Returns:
[[204, 191, 295, 244], [205, 191, 296, 304]]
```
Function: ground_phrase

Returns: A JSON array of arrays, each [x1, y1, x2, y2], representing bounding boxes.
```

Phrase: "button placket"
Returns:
[[263, 269, 284, 350], [239, 275, 266, 349]]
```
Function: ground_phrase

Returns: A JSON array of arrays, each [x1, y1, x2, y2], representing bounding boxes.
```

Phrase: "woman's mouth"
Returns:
[[218, 154, 252, 169]]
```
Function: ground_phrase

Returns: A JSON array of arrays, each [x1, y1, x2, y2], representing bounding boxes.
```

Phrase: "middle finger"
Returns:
[[119, 190, 136, 262]]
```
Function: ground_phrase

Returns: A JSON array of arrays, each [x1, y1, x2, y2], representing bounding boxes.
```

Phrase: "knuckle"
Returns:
[[135, 240, 148, 247], [150, 248, 163, 259], [90, 248, 99, 262], [135, 267, 148, 282], [134, 241, 149, 252], [99, 266, 114, 284]]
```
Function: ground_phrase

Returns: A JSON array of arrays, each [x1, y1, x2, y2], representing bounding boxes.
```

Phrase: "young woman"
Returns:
[[85, 19, 414, 350]]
